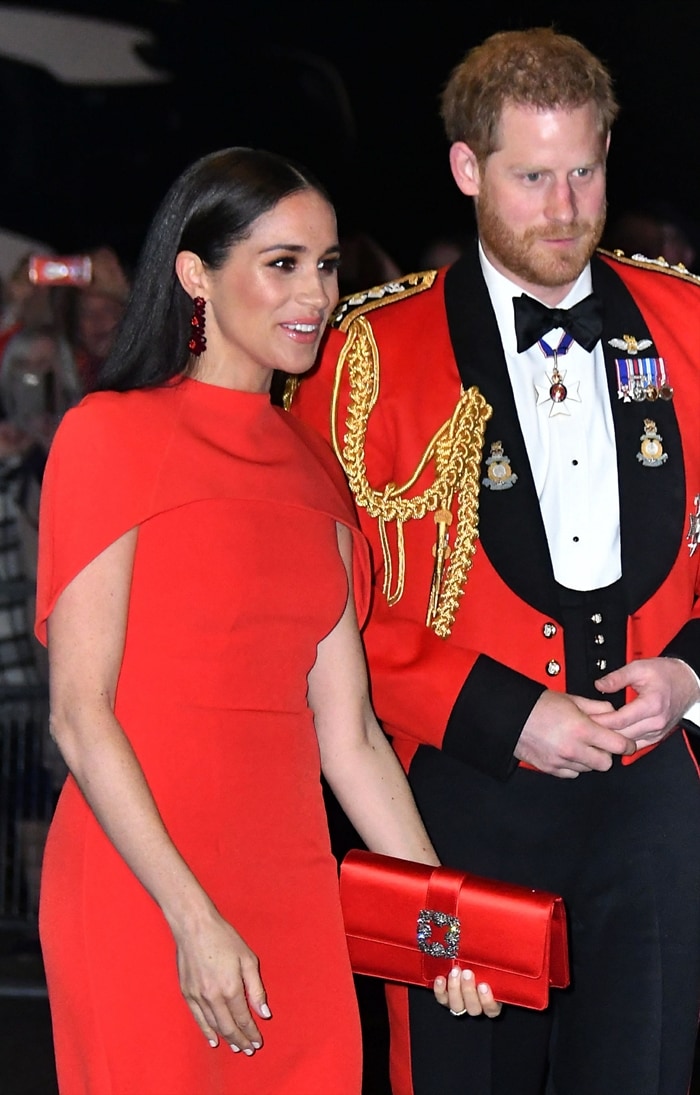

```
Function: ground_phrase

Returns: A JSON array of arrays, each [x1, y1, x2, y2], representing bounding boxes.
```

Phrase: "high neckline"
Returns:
[[176, 374, 273, 400]]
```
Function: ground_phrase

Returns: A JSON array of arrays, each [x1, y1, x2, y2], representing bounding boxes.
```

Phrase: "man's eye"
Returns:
[[524, 172, 541, 183]]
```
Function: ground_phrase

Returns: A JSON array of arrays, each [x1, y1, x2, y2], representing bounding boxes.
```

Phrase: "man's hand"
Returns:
[[514, 690, 636, 778], [593, 657, 700, 748]]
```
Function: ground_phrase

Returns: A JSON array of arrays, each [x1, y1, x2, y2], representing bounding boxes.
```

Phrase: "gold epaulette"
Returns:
[[330, 270, 438, 332], [333, 313, 491, 638], [598, 247, 700, 286]]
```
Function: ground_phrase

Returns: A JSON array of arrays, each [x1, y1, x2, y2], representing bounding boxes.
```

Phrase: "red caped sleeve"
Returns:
[[35, 391, 174, 644]]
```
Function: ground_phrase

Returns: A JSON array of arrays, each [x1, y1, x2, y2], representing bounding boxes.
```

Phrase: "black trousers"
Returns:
[[395, 730, 700, 1095]]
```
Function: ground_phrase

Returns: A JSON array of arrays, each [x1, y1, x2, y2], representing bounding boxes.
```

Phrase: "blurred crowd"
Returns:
[[0, 244, 130, 926], [0, 244, 130, 690]]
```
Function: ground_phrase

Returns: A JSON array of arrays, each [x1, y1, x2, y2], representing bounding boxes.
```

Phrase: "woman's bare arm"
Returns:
[[308, 527, 438, 864], [308, 524, 501, 1019]]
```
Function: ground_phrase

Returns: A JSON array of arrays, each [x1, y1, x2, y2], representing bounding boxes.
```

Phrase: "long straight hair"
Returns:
[[93, 148, 331, 392]]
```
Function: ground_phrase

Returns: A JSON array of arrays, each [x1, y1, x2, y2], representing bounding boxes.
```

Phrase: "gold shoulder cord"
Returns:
[[282, 375, 299, 410], [332, 315, 492, 638]]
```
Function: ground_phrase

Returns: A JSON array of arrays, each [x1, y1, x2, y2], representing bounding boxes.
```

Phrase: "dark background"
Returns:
[[0, 0, 699, 275]]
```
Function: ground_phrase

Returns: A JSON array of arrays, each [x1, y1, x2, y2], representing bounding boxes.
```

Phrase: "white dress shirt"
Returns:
[[479, 244, 621, 591]]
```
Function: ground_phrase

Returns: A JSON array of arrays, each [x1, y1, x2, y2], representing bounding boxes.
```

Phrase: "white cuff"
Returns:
[[680, 663, 700, 728]]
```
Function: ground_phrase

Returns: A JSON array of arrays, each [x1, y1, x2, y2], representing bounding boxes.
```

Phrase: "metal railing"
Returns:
[[0, 683, 58, 928]]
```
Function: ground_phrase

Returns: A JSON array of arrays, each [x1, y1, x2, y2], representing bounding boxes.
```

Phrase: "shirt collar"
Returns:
[[477, 241, 593, 357]]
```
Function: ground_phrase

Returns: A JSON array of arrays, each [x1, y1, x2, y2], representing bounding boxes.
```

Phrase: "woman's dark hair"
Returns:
[[92, 147, 332, 392]]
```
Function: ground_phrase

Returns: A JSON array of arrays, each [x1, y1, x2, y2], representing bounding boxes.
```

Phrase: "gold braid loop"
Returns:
[[332, 315, 492, 636], [282, 375, 299, 410]]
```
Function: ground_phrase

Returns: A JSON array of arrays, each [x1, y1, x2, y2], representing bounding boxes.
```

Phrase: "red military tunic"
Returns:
[[290, 250, 700, 777]]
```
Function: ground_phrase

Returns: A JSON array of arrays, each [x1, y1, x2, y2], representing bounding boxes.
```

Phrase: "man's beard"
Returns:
[[476, 186, 606, 289]]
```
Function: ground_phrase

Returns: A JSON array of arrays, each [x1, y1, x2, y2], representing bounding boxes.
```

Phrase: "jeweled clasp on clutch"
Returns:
[[416, 908, 461, 958]]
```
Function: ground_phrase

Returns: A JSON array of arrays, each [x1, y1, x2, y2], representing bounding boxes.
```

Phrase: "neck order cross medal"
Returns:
[[534, 332, 581, 417]]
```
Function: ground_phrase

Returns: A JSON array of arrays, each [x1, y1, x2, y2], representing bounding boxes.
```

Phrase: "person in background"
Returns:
[[0, 320, 82, 612], [419, 232, 467, 270], [289, 27, 700, 1095], [0, 324, 82, 449], [337, 229, 402, 296], [36, 146, 498, 1095], [0, 322, 79, 938], [0, 252, 55, 359], [603, 199, 699, 271], [58, 245, 130, 391]]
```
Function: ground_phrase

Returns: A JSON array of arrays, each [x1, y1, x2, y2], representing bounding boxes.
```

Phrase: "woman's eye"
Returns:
[[270, 256, 296, 271], [319, 256, 341, 273]]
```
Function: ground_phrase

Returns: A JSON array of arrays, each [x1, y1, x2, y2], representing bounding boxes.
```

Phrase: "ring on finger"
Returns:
[[449, 1007, 468, 1017]]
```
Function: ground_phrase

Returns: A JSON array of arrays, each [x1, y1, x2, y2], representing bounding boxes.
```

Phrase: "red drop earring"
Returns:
[[188, 296, 207, 355]]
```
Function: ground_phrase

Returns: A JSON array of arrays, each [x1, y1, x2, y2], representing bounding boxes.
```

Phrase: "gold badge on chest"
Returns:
[[636, 420, 668, 467], [482, 440, 518, 490]]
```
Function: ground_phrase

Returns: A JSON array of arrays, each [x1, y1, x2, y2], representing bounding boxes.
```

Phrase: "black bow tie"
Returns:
[[513, 292, 604, 353]]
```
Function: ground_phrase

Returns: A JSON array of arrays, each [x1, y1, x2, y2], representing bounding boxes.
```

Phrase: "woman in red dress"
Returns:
[[36, 148, 499, 1095]]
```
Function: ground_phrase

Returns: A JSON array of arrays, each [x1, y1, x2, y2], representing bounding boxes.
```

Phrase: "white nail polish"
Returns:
[[251, 1041, 262, 1049], [230, 1044, 241, 1053], [243, 1048, 255, 1056], [261, 1004, 272, 1018], [208, 1039, 218, 1048]]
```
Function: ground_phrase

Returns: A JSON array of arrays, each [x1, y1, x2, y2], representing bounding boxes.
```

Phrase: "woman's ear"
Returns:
[[449, 142, 482, 198], [174, 250, 207, 299]]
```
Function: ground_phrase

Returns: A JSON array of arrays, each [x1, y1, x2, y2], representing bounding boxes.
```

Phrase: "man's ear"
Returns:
[[449, 141, 482, 198], [174, 250, 207, 299]]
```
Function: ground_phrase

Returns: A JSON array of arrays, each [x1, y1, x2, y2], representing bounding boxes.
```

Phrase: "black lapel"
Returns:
[[592, 255, 685, 612], [444, 242, 560, 619]]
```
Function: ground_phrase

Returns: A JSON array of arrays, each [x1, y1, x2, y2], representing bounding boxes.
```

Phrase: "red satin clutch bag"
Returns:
[[339, 850, 570, 1010]]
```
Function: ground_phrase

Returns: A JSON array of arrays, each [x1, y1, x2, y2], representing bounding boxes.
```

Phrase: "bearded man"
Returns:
[[290, 27, 700, 1095]]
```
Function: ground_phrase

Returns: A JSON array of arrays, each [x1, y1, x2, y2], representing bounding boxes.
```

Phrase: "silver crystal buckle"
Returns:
[[416, 908, 461, 958]]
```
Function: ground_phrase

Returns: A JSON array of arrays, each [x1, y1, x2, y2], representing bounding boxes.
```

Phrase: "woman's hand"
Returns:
[[434, 967, 502, 1018], [173, 911, 271, 1054]]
